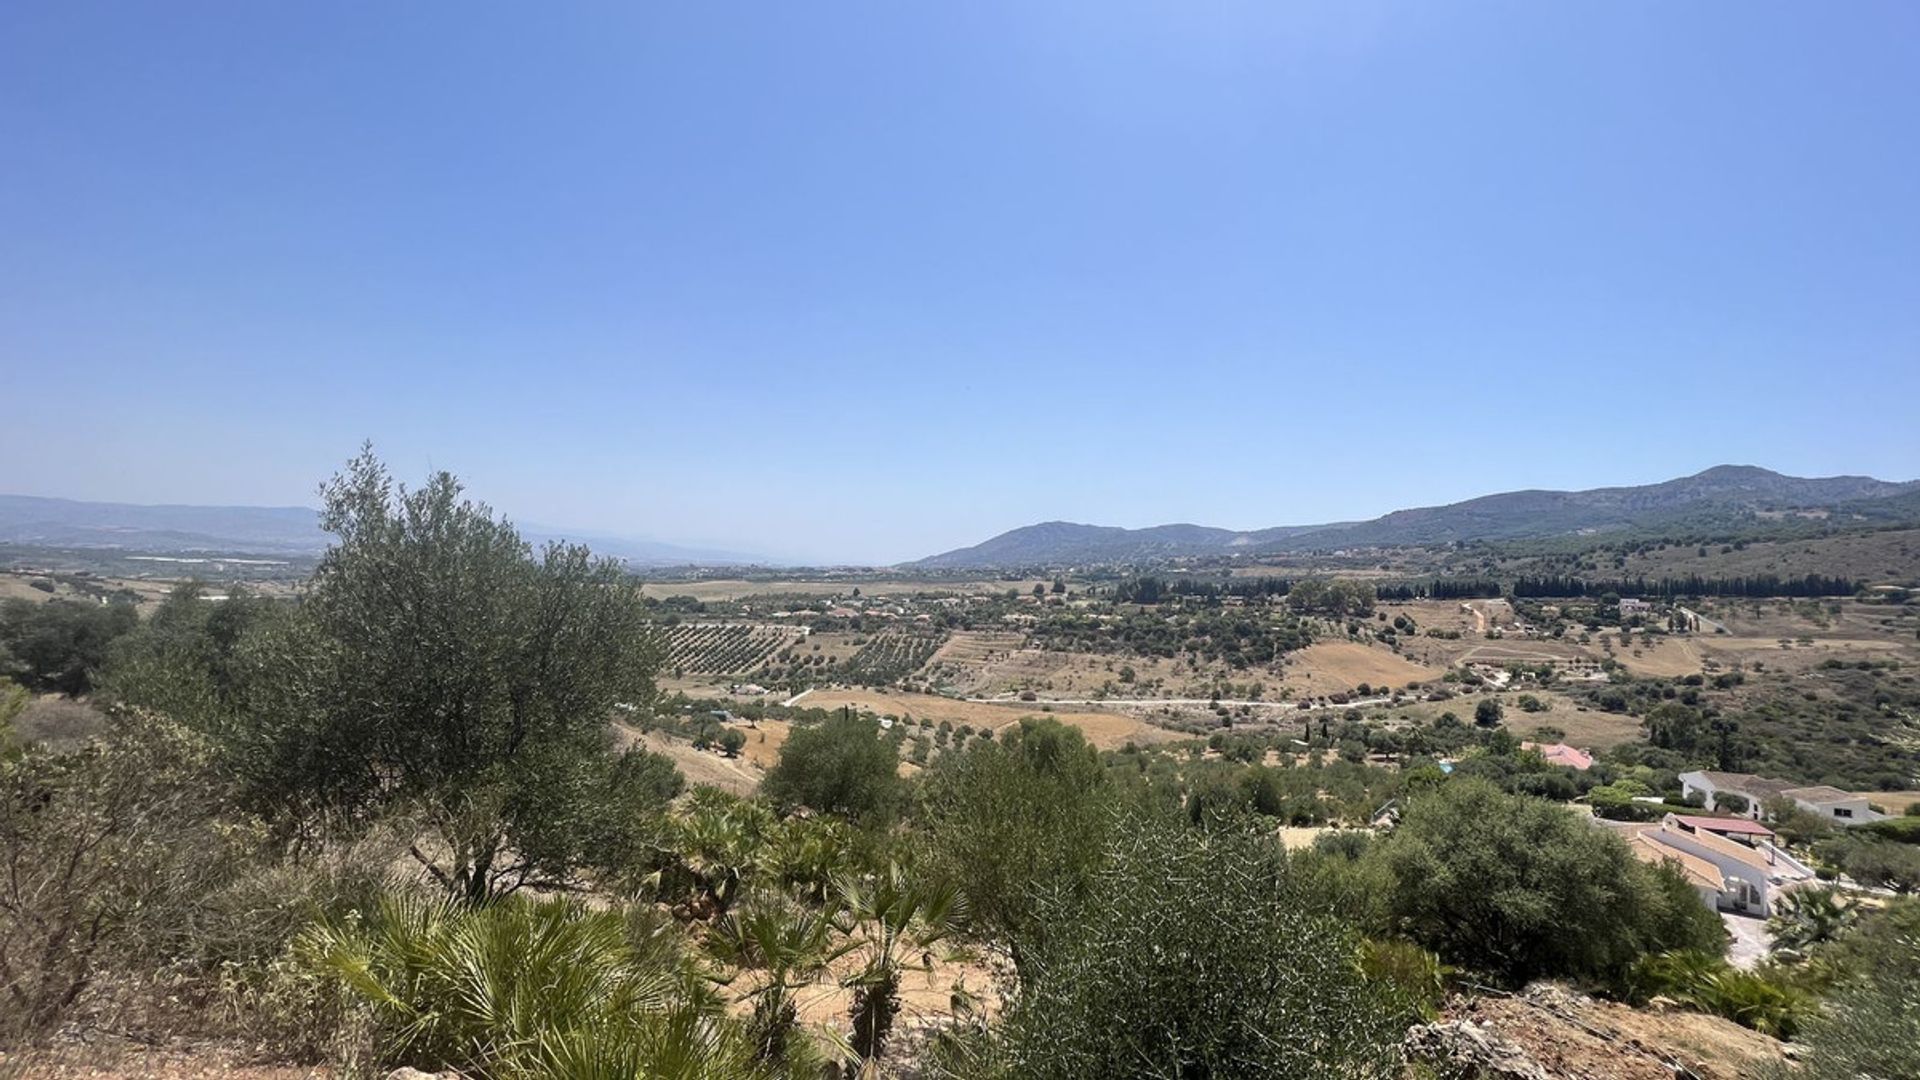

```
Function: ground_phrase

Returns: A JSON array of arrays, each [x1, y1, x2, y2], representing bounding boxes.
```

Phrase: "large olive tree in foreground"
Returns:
[[240, 450, 665, 901]]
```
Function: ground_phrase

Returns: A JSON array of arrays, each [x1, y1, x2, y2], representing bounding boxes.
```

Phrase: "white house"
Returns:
[[1624, 814, 1819, 916], [1680, 770, 1887, 824]]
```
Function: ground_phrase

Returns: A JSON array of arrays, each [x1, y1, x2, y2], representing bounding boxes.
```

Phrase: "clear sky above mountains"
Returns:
[[3, 2, 1916, 564]]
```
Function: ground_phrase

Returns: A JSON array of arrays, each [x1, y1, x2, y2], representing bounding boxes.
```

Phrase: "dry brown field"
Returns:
[[638, 578, 1048, 602], [925, 632, 1203, 698], [615, 724, 763, 796], [1859, 790, 1920, 814], [1360, 689, 1644, 750], [1610, 635, 1706, 678], [801, 688, 1182, 750], [1281, 641, 1440, 695]]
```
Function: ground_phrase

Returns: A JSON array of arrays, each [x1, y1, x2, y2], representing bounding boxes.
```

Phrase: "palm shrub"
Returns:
[[707, 897, 846, 1074], [1767, 886, 1859, 956], [832, 862, 964, 1070], [1774, 899, 1920, 1080], [1627, 951, 1813, 1037], [762, 815, 860, 905], [299, 892, 756, 1079], [644, 789, 776, 918]]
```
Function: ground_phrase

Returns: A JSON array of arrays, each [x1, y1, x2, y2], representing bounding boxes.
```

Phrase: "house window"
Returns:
[[1834, 807, 1853, 818]]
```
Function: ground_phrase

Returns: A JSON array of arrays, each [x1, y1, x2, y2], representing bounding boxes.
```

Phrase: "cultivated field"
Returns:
[[658, 623, 806, 675]]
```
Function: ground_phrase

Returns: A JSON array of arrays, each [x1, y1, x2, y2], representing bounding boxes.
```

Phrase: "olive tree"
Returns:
[[237, 450, 666, 901], [997, 812, 1412, 1079], [761, 711, 899, 823], [1379, 778, 1723, 986], [919, 717, 1114, 974]]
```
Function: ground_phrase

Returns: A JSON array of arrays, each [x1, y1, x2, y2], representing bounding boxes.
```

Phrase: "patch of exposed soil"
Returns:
[[1436, 984, 1787, 1080]]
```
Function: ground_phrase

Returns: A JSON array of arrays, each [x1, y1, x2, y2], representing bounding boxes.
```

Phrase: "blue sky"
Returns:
[[3, 2, 1916, 565]]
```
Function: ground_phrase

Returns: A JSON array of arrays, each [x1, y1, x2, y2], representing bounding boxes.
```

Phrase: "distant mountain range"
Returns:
[[906, 466, 1920, 570], [0, 495, 774, 567]]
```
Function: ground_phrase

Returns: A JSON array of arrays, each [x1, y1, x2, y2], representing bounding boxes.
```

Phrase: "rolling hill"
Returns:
[[907, 466, 1920, 569]]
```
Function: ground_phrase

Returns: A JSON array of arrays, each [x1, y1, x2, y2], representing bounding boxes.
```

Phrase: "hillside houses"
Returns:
[[1679, 770, 1887, 824]]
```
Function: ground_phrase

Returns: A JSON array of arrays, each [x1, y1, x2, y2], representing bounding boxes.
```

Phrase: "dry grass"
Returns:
[[1282, 642, 1440, 695], [800, 689, 1181, 750], [1611, 635, 1705, 678], [12, 695, 111, 749], [1858, 790, 1920, 814], [614, 724, 763, 796], [0, 1040, 328, 1080], [638, 578, 1049, 602]]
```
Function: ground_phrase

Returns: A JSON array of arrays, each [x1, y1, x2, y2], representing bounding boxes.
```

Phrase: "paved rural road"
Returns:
[[1723, 912, 1770, 970], [781, 687, 816, 708], [967, 694, 1397, 710]]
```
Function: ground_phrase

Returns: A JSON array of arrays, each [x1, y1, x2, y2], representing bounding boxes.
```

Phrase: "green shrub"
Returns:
[[995, 813, 1412, 1079], [1379, 779, 1724, 987], [1357, 938, 1448, 1019], [1860, 815, 1920, 845], [762, 712, 901, 822], [1628, 950, 1812, 1037]]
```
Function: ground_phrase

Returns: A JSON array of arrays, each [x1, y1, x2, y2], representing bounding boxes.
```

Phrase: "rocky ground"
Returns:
[[1413, 983, 1789, 1080]]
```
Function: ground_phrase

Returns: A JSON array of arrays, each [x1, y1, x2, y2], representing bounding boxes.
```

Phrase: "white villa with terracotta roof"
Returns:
[[1619, 813, 1819, 916], [1520, 741, 1593, 770], [1679, 770, 1886, 824]]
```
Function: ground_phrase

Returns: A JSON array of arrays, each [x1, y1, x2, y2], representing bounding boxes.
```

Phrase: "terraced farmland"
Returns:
[[658, 623, 806, 675], [841, 628, 948, 684]]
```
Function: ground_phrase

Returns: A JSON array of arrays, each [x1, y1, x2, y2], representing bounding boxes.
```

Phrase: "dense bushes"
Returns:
[[919, 717, 1114, 970], [1764, 899, 1920, 1078], [0, 714, 239, 1040], [1375, 779, 1724, 987], [1627, 951, 1812, 1037], [993, 814, 1414, 1080], [760, 711, 901, 822], [0, 596, 139, 695]]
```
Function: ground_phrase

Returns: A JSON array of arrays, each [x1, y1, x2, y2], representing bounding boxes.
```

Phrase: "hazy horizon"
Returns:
[[5, 3, 1917, 564]]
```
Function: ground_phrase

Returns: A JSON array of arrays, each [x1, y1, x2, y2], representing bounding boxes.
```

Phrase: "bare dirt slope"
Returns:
[[1438, 984, 1786, 1080], [615, 724, 762, 795]]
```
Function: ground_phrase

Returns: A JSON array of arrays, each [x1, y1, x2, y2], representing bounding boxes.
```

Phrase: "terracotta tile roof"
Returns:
[[1670, 819, 1801, 876], [1673, 815, 1776, 838], [1522, 742, 1594, 770], [1629, 833, 1723, 892]]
